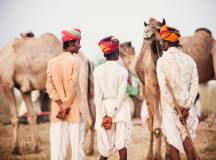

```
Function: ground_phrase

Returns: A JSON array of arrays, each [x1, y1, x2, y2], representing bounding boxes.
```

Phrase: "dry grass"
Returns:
[[0, 84, 216, 160], [0, 121, 216, 160]]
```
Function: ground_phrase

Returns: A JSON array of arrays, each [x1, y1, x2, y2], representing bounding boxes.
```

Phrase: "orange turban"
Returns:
[[160, 26, 180, 43], [61, 28, 81, 43], [98, 36, 119, 54]]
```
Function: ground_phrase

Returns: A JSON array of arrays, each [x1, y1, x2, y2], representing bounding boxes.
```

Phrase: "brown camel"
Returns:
[[0, 32, 95, 155], [135, 17, 216, 159], [119, 42, 138, 76], [119, 42, 143, 118], [135, 18, 164, 160], [180, 28, 216, 83]]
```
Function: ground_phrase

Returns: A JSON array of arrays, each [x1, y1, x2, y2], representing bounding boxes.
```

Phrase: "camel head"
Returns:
[[119, 41, 135, 58], [143, 17, 166, 42], [141, 18, 165, 64], [20, 31, 35, 38]]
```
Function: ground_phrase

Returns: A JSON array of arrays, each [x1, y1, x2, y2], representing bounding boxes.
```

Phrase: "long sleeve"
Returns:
[[94, 75, 106, 118], [46, 62, 60, 101], [156, 59, 175, 108], [184, 62, 199, 108], [108, 70, 128, 118], [65, 61, 80, 103]]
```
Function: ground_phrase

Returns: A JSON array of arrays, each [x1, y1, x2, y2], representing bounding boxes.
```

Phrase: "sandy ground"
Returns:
[[1, 84, 216, 160], [0, 118, 216, 160]]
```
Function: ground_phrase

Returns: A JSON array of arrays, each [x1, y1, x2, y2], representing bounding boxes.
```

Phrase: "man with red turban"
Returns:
[[46, 28, 85, 160], [94, 36, 132, 160], [156, 26, 199, 160]]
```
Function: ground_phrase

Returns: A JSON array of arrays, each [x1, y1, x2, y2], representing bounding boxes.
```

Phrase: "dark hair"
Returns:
[[63, 40, 76, 50], [104, 50, 119, 60], [168, 40, 180, 47]]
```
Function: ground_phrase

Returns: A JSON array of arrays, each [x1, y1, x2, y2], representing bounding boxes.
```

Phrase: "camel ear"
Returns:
[[162, 18, 166, 26], [144, 21, 148, 27], [20, 33, 25, 37]]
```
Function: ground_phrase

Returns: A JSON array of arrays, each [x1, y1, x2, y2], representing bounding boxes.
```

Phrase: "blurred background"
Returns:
[[0, 0, 216, 160]]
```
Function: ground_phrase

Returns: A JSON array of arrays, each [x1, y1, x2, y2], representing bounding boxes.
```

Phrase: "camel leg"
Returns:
[[3, 87, 21, 154], [146, 105, 154, 160], [153, 103, 162, 160], [86, 125, 95, 155], [86, 96, 96, 155], [21, 92, 39, 153]]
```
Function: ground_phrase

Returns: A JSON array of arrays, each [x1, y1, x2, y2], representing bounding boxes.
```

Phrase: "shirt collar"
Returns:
[[106, 60, 117, 64], [62, 51, 77, 56], [166, 47, 182, 53]]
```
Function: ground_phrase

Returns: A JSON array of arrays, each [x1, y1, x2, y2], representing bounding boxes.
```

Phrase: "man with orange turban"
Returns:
[[94, 36, 132, 160], [46, 28, 85, 160], [156, 26, 199, 160]]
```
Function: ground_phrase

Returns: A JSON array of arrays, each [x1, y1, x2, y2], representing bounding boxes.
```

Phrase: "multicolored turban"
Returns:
[[98, 36, 119, 54], [61, 28, 81, 43], [160, 25, 180, 43]]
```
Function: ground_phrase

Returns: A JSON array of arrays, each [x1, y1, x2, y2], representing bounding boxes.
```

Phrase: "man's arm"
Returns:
[[93, 73, 106, 118], [156, 59, 175, 108], [46, 62, 60, 102], [65, 60, 80, 103], [184, 62, 199, 108], [108, 70, 128, 118]]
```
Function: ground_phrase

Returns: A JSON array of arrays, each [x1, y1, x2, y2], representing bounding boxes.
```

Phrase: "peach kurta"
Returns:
[[46, 52, 81, 123]]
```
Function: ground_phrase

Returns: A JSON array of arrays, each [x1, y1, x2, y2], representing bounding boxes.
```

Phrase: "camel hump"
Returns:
[[39, 33, 61, 46], [40, 32, 58, 40], [195, 28, 212, 37]]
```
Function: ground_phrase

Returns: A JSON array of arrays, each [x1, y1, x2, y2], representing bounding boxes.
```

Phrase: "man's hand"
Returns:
[[102, 115, 112, 129], [55, 100, 71, 120], [179, 107, 189, 124]]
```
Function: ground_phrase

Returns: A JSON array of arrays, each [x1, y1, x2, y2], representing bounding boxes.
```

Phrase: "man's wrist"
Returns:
[[55, 99, 63, 108], [106, 113, 113, 119]]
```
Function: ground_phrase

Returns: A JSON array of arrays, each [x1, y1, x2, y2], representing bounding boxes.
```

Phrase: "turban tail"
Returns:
[[61, 28, 81, 42], [99, 36, 119, 55], [160, 26, 180, 43]]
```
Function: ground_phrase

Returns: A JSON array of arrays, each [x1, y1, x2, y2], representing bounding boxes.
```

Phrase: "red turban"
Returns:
[[160, 26, 180, 43], [61, 28, 81, 43], [98, 36, 119, 54]]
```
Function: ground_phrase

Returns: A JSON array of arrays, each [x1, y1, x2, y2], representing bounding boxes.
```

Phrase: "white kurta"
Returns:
[[93, 61, 132, 157], [156, 47, 199, 153]]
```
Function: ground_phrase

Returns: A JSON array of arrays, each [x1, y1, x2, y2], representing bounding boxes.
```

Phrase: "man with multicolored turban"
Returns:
[[46, 28, 85, 160], [93, 36, 132, 160], [156, 26, 199, 160]]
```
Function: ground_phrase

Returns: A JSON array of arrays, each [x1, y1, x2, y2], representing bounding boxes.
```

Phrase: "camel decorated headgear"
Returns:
[[160, 25, 180, 43], [61, 28, 81, 43], [99, 36, 119, 55]]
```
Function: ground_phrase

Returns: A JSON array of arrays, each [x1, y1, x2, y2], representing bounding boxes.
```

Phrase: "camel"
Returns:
[[135, 18, 164, 160], [122, 17, 215, 159], [119, 42, 138, 76], [180, 28, 216, 83], [0, 32, 95, 155], [122, 22, 216, 85], [119, 43, 145, 118]]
